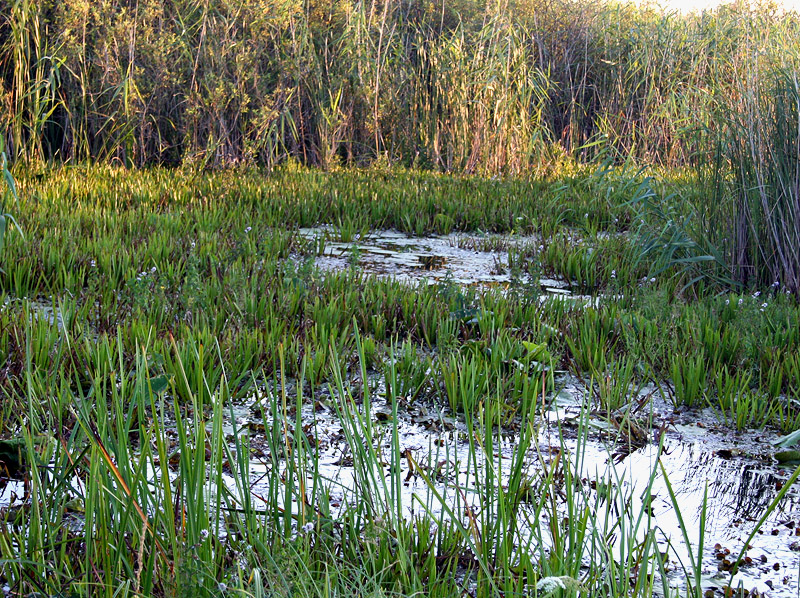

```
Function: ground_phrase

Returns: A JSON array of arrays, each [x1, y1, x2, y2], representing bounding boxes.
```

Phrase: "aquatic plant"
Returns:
[[0, 159, 797, 597]]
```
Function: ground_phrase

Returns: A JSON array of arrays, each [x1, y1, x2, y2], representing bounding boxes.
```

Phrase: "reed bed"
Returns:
[[2, 0, 799, 290], [0, 0, 795, 171], [0, 165, 797, 423]]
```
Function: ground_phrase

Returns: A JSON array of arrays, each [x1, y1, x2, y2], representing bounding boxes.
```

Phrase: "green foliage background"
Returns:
[[0, 0, 797, 171]]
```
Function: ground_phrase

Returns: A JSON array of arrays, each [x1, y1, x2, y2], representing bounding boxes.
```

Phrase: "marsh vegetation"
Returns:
[[0, 0, 799, 597]]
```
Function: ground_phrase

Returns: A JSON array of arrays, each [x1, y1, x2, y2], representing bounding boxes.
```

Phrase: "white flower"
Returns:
[[753, 291, 761, 298], [611, 270, 616, 279], [190, 241, 196, 249], [761, 302, 768, 308], [150, 266, 157, 274], [649, 277, 656, 283], [537, 577, 567, 593], [301, 522, 314, 534], [200, 529, 209, 539], [218, 582, 227, 592], [90, 259, 96, 268], [536, 576, 583, 597], [738, 298, 743, 306], [245, 226, 252, 234], [725, 299, 729, 305]]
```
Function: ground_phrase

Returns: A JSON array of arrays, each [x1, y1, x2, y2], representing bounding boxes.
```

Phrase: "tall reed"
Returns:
[[719, 65, 800, 293], [2, 0, 798, 172]]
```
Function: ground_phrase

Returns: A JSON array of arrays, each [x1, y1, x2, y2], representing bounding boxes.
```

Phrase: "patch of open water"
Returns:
[[298, 227, 573, 296], [214, 377, 800, 597]]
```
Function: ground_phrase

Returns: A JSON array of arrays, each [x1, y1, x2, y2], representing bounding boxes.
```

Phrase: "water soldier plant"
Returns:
[[0, 162, 795, 596]]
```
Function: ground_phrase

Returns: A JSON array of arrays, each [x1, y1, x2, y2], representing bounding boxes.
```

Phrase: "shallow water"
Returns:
[[2, 369, 798, 595], [217, 376, 800, 597], [298, 227, 573, 294], [572, 418, 800, 596], [3, 296, 67, 330]]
